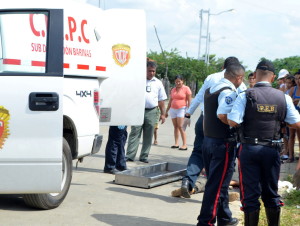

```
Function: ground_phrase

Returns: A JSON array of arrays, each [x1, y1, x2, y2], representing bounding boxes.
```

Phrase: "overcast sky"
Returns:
[[76, 0, 300, 71]]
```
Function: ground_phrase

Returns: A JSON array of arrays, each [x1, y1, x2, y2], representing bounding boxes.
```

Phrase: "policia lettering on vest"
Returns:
[[228, 60, 300, 226], [197, 63, 245, 226]]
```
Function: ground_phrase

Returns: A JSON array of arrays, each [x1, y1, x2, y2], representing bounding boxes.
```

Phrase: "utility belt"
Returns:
[[207, 136, 237, 145], [224, 137, 237, 143], [242, 137, 282, 148]]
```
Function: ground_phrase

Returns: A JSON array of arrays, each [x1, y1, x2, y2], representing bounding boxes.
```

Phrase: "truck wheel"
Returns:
[[23, 138, 73, 209]]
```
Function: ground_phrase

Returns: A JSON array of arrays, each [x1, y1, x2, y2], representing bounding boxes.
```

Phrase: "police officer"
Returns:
[[228, 60, 300, 226], [181, 57, 243, 198], [197, 63, 245, 226]]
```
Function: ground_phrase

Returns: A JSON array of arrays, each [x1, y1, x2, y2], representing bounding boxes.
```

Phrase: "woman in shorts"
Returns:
[[166, 75, 192, 150]]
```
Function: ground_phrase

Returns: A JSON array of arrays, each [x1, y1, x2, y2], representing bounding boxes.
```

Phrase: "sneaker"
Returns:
[[280, 155, 289, 160]]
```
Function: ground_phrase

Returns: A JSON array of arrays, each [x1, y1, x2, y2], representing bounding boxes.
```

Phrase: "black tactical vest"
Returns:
[[243, 83, 286, 140], [204, 86, 232, 138]]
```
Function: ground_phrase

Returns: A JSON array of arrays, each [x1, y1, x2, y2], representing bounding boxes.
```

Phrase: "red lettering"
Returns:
[[29, 14, 40, 37], [68, 17, 77, 41], [81, 20, 90, 44], [29, 14, 47, 37]]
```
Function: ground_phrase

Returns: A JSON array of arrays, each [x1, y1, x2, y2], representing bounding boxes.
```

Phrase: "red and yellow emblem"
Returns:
[[0, 106, 10, 149], [112, 44, 131, 67]]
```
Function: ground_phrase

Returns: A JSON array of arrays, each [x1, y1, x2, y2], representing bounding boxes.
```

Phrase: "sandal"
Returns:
[[171, 145, 179, 149]]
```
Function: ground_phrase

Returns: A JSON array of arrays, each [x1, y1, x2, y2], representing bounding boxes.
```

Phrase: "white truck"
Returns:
[[0, 0, 146, 209]]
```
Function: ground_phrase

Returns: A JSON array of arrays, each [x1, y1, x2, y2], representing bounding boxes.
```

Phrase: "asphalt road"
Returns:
[[0, 106, 296, 226]]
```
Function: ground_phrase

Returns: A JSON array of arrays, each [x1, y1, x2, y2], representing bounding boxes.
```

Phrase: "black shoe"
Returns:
[[126, 158, 134, 162], [222, 218, 239, 226], [139, 159, 149, 163], [116, 167, 127, 171], [181, 179, 191, 198], [179, 147, 188, 151], [103, 169, 120, 174]]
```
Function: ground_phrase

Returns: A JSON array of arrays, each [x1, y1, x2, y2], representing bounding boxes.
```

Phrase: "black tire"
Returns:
[[23, 138, 73, 209]]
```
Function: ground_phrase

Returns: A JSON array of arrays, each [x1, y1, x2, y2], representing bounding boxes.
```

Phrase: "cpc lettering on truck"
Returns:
[[0, 0, 146, 210]]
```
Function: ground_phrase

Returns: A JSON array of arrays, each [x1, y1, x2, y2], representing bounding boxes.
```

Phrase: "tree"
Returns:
[[147, 50, 223, 94], [272, 56, 300, 75]]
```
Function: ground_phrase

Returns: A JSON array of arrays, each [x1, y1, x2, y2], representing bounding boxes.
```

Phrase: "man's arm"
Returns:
[[227, 93, 247, 126], [228, 119, 239, 127], [186, 84, 206, 115], [217, 89, 237, 125], [287, 122, 300, 129], [218, 114, 229, 125], [158, 100, 166, 124]]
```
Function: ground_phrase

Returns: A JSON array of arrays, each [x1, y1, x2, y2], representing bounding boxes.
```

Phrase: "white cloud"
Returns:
[[75, 0, 300, 70]]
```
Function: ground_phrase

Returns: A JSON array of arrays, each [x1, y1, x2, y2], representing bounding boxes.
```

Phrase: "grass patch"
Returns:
[[258, 190, 300, 225], [240, 191, 300, 225]]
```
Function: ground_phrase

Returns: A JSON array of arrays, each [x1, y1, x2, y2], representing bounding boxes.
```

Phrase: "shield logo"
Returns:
[[0, 106, 10, 149], [112, 44, 131, 67]]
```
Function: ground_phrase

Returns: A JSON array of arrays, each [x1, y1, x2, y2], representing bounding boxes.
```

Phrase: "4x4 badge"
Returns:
[[0, 106, 10, 149]]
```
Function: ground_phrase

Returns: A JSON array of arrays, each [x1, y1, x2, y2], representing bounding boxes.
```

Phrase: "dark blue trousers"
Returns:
[[238, 144, 282, 213], [104, 126, 127, 171], [183, 114, 204, 190], [197, 136, 236, 226]]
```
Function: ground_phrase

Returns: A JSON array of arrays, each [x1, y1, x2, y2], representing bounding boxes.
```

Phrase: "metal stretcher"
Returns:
[[114, 162, 186, 188]]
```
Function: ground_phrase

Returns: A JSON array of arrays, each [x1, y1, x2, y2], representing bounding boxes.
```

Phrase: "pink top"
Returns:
[[170, 85, 192, 109]]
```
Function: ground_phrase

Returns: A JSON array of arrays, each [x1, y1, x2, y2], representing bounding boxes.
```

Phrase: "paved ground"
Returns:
[[0, 106, 298, 225]]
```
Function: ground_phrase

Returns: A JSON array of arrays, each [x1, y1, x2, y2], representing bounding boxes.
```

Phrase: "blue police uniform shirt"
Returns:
[[187, 70, 246, 115], [209, 78, 238, 116], [228, 81, 300, 125]]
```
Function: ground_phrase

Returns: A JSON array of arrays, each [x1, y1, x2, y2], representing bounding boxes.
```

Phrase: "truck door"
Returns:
[[0, 10, 64, 193]]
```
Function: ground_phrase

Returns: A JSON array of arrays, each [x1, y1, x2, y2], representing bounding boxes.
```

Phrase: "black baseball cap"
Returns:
[[256, 60, 275, 74]]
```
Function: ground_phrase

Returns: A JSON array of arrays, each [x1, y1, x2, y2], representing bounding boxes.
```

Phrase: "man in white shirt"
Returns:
[[126, 60, 167, 163]]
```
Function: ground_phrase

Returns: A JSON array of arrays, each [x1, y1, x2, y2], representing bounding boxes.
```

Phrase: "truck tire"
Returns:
[[23, 138, 73, 209]]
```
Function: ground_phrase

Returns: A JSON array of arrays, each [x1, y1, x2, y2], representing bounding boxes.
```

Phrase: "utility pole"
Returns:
[[154, 25, 169, 97], [198, 9, 234, 65], [197, 10, 210, 62]]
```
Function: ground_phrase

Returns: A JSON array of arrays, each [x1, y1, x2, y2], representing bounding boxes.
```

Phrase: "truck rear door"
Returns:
[[0, 9, 64, 193]]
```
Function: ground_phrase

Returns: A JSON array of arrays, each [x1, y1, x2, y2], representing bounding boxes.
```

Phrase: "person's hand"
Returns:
[[160, 114, 166, 124], [165, 112, 169, 118], [182, 117, 191, 131]]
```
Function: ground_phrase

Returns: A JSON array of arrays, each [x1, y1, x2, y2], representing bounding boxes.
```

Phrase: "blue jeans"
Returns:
[[183, 114, 204, 190], [104, 126, 128, 171]]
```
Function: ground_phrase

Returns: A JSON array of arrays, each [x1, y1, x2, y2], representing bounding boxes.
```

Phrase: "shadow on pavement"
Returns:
[[106, 187, 201, 204], [74, 167, 102, 173], [91, 213, 195, 226], [0, 194, 32, 211], [88, 153, 105, 159]]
